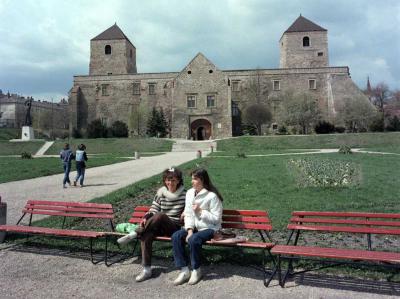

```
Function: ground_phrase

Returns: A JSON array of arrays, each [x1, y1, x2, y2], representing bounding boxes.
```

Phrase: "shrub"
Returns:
[[111, 121, 128, 137], [369, 114, 384, 132], [278, 125, 287, 135], [21, 152, 32, 159], [386, 116, 400, 131], [315, 121, 335, 134], [335, 126, 346, 133], [87, 119, 107, 138], [72, 128, 82, 138], [338, 145, 352, 154], [236, 152, 247, 158]]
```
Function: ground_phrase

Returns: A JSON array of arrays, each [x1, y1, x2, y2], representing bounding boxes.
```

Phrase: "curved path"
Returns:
[[0, 151, 197, 224]]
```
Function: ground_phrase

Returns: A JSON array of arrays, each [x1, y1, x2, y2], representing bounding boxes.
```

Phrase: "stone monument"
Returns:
[[22, 98, 35, 140]]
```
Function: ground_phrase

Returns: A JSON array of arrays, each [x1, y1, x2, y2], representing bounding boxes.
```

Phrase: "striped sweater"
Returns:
[[148, 186, 186, 224]]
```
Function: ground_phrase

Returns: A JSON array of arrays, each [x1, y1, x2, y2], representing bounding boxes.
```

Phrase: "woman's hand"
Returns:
[[192, 204, 202, 214], [185, 229, 193, 243], [140, 218, 147, 227]]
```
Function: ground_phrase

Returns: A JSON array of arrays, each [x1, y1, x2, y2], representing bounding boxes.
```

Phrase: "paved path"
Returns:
[[0, 151, 197, 224]]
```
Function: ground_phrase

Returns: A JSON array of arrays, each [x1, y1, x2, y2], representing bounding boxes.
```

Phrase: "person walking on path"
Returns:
[[117, 167, 186, 282], [74, 144, 88, 187], [60, 143, 75, 188], [171, 168, 223, 286]]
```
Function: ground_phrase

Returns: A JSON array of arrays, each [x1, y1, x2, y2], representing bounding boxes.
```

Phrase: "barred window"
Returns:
[[101, 84, 109, 96], [309, 79, 316, 90], [148, 83, 156, 95], [273, 80, 280, 91], [133, 83, 140, 95], [187, 95, 196, 108], [105, 45, 111, 55], [207, 95, 216, 108]]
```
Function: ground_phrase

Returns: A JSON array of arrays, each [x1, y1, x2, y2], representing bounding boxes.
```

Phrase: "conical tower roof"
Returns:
[[285, 15, 327, 33], [91, 23, 134, 46]]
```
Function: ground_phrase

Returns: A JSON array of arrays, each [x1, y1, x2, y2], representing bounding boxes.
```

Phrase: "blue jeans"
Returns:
[[75, 162, 85, 185], [62, 162, 71, 185], [172, 228, 215, 270]]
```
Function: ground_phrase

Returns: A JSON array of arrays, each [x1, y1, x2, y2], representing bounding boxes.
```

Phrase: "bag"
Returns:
[[116, 223, 138, 234], [212, 230, 236, 241]]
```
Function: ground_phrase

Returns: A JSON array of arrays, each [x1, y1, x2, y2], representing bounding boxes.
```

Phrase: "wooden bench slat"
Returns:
[[223, 210, 268, 216], [290, 217, 400, 227], [222, 223, 272, 230], [287, 224, 400, 235], [24, 205, 113, 215], [27, 200, 112, 209], [271, 245, 400, 264], [222, 215, 270, 223], [0, 225, 104, 238], [21, 209, 114, 219], [292, 211, 400, 219]]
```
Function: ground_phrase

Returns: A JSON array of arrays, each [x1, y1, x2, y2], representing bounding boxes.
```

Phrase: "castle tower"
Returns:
[[89, 24, 137, 75], [279, 15, 329, 68]]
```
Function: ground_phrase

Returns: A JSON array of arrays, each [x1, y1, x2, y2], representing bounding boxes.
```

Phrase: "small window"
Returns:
[[101, 84, 109, 96], [187, 70, 192, 74], [318, 52, 323, 57], [133, 82, 140, 95], [130, 49, 133, 58], [303, 36, 310, 47], [209, 70, 213, 74], [101, 117, 108, 126], [105, 45, 112, 55], [273, 80, 280, 91], [107, 72, 112, 75], [309, 79, 316, 90], [187, 95, 196, 108], [148, 83, 156, 95], [207, 95, 216, 108], [232, 81, 240, 92]]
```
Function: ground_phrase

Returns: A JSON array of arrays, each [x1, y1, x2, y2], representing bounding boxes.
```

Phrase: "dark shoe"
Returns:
[[73, 181, 77, 186]]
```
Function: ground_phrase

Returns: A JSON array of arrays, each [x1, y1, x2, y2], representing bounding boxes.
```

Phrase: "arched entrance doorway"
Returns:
[[190, 119, 212, 140]]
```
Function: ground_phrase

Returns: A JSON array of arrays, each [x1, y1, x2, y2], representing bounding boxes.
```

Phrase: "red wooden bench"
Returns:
[[0, 200, 115, 264], [114, 205, 275, 286], [270, 211, 400, 287]]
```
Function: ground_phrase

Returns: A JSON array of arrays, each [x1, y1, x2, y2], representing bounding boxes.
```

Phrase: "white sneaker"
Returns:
[[188, 268, 202, 285], [135, 268, 152, 282], [173, 270, 191, 286], [117, 231, 137, 245]]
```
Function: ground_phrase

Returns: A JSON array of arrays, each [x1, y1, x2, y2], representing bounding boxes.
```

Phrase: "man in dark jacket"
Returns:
[[60, 143, 74, 188]]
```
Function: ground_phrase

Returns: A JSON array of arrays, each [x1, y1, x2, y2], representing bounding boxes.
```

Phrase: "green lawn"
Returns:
[[216, 132, 400, 154], [0, 128, 20, 140], [0, 156, 129, 183], [46, 137, 174, 155], [0, 140, 45, 155]]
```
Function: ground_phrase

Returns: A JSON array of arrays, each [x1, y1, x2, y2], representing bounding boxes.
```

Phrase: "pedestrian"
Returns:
[[74, 144, 88, 187], [59, 143, 74, 188], [171, 168, 223, 285]]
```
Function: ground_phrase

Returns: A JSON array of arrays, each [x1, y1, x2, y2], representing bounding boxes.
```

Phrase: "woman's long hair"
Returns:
[[191, 168, 223, 201]]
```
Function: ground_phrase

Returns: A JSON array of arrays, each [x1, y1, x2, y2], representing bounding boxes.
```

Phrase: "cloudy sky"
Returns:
[[1, 0, 399, 102]]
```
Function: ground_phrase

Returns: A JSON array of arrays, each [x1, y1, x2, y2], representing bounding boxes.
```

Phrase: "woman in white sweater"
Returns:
[[171, 168, 223, 285]]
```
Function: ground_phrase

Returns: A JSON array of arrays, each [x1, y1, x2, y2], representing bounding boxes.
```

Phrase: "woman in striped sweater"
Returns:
[[117, 167, 186, 282]]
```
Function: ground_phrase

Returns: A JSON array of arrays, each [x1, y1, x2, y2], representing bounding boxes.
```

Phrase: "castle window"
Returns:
[[133, 82, 140, 95], [303, 36, 310, 47], [318, 52, 323, 56], [188, 70, 192, 74], [105, 45, 112, 55], [148, 83, 156, 95], [209, 70, 213, 74], [273, 80, 280, 91], [130, 49, 133, 58], [206, 95, 216, 108], [309, 79, 316, 90], [232, 81, 240, 92], [101, 84, 109, 96], [187, 95, 196, 108]]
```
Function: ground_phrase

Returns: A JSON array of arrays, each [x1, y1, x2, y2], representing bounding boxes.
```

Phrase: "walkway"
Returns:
[[0, 151, 197, 224]]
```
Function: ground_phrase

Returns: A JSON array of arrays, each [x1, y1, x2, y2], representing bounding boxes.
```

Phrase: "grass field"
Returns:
[[0, 140, 45, 155], [216, 132, 400, 154], [46, 138, 174, 155], [0, 128, 20, 140], [0, 156, 129, 183]]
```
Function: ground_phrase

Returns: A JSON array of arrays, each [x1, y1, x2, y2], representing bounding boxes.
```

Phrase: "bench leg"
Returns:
[[277, 255, 283, 287]]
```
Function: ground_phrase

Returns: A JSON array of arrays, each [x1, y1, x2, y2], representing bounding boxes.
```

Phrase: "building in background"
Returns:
[[69, 15, 370, 139]]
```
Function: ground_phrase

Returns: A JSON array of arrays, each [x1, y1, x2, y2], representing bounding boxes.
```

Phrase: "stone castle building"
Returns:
[[69, 15, 369, 139]]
